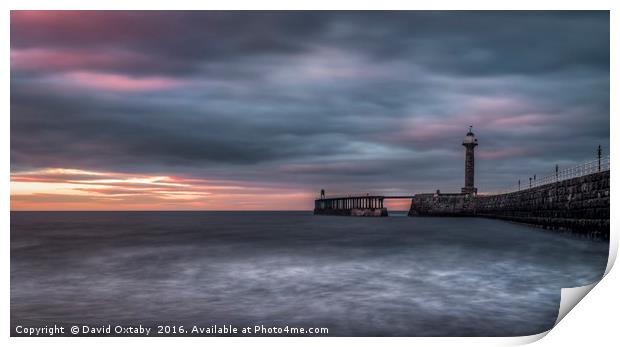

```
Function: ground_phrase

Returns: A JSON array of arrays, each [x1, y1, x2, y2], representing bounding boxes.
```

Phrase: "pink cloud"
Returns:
[[63, 71, 185, 92], [11, 11, 151, 44], [390, 95, 556, 145]]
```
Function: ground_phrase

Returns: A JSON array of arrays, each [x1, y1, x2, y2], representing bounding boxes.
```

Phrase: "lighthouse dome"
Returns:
[[462, 126, 478, 145], [463, 133, 476, 144]]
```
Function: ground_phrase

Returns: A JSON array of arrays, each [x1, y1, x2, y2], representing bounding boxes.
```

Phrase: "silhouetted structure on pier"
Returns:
[[462, 126, 478, 194]]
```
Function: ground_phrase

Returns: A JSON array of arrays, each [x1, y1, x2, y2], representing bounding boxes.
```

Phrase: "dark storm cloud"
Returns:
[[11, 11, 610, 196], [11, 11, 326, 76]]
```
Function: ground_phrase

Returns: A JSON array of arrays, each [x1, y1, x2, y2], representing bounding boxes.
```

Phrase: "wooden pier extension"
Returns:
[[314, 195, 414, 217]]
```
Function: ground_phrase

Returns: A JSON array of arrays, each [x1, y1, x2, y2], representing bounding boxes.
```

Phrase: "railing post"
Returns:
[[555, 164, 558, 182], [518, 179, 520, 191], [598, 145, 602, 172]]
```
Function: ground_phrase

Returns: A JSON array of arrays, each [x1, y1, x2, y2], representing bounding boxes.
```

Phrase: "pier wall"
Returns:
[[409, 171, 609, 239], [408, 193, 475, 216], [475, 171, 609, 239]]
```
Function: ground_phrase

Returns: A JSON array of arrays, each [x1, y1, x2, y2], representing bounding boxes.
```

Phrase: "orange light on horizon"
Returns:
[[11, 168, 314, 211]]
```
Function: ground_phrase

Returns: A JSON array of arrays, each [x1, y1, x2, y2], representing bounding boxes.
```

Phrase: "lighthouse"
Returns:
[[461, 126, 478, 194]]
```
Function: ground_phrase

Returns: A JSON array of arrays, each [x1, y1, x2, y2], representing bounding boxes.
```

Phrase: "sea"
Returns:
[[10, 211, 609, 336]]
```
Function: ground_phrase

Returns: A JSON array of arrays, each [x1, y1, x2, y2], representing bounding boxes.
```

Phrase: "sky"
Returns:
[[10, 11, 610, 211]]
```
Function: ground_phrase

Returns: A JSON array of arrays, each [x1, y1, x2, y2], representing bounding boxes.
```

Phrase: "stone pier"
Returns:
[[408, 171, 610, 240]]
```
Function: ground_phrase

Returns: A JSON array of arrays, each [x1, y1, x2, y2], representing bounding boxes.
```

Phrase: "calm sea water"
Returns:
[[11, 211, 609, 336]]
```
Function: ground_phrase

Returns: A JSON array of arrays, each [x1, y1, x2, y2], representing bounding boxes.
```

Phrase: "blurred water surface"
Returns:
[[10, 211, 608, 336]]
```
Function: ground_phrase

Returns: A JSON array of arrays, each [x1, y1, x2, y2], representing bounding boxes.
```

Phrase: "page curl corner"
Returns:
[[553, 281, 599, 328]]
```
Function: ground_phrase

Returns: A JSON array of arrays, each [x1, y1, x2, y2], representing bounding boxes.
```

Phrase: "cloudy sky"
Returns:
[[10, 11, 609, 210]]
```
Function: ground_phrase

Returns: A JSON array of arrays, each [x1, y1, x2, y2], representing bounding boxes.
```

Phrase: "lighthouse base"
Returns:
[[461, 187, 477, 194]]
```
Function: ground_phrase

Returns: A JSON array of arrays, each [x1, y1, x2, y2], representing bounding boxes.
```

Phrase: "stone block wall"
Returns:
[[475, 171, 609, 239], [408, 193, 475, 216]]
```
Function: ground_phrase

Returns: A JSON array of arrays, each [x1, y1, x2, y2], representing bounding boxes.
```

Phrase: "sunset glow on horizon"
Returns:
[[11, 168, 314, 211]]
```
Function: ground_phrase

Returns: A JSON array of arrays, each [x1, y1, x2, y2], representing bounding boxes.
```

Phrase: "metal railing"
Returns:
[[320, 192, 385, 199], [489, 154, 609, 195]]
